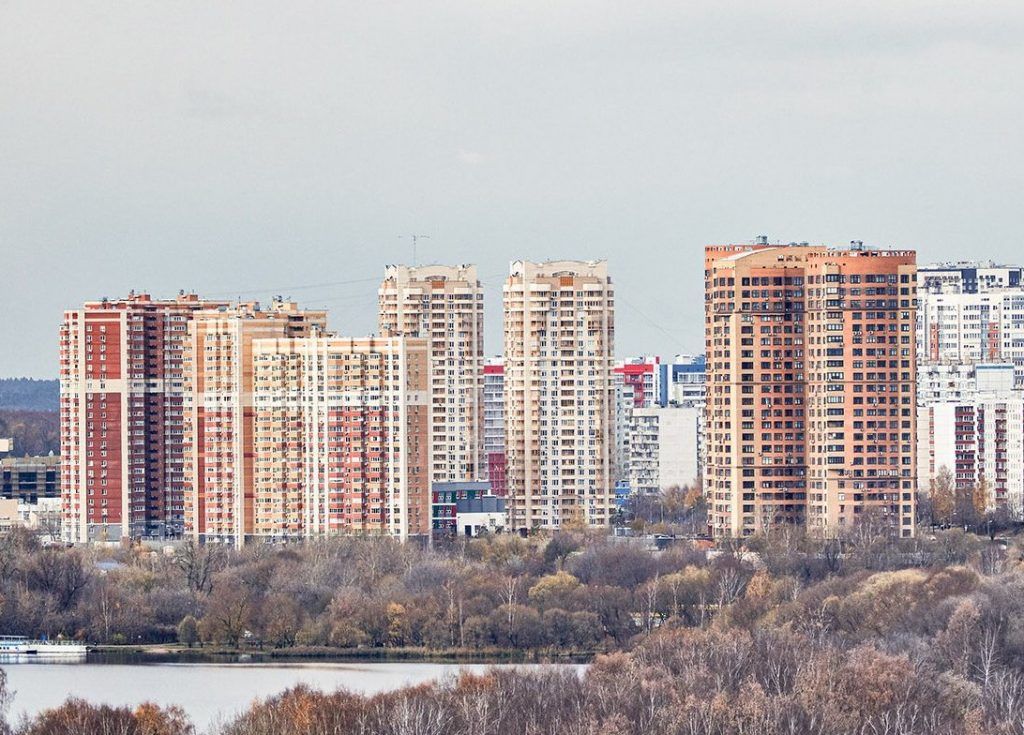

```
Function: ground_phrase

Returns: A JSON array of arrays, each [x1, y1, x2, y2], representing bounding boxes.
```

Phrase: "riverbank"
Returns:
[[86, 643, 596, 665], [1, 659, 587, 731]]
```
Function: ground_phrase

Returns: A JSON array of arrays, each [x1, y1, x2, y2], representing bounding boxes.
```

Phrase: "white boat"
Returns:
[[0, 635, 87, 659]]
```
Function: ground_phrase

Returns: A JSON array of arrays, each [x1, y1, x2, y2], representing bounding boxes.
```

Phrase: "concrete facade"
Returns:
[[503, 260, 615, 530]]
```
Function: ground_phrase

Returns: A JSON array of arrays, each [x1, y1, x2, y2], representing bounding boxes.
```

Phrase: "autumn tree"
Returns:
[[929, 465, 955, 526], [176, 615, 198, 648], [199, 578, 254, 647]]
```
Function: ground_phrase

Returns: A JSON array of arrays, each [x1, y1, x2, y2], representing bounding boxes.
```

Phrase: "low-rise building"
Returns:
[[455, 496, 506, 537], [1, 455, 60, 502], [431, 481, 492, 536], [628, 406, 701, 495]]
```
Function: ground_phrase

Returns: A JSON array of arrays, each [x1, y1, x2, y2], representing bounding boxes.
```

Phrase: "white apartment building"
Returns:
[[919, 262, 1023, 295], [613, 356, 661, 485], [503, 260, 615, 530], [663, 354, 707, 406], [919, 397, 1024, 517], [919, 362, 1016, 403], [917, 262, 1024, 386], [918, 290, 1024, 373], [918, 359, 1024, 516], [379, 264, 485, 485], [628, 405, 701, 495]]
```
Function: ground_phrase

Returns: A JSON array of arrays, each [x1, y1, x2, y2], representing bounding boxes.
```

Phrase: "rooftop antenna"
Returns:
[[399, 234, 430, 266]]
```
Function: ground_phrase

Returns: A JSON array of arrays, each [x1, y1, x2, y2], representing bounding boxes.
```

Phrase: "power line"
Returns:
[[207, 275, 381, 298], [616, 294, 689, 344]]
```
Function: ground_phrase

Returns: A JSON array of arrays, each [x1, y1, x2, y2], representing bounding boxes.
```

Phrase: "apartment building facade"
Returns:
[[918, 398, 1024, 517], [483, 358, 507, 496], [917, 289, 1024, 384], [2, 455, 60, 502], [503, 260, 615, 530], [379, 265, 484, 485], [613, 357, 661, 484], [628, 405, 701, 495], [918, 361, 1024, 517], [705, 242, 917, 538], [919, 262, 1023, 295], [250, 336, 430, 541], [183, 300, 327, 546], [60, 292, 228, 543], [660, 354, 707, 406]]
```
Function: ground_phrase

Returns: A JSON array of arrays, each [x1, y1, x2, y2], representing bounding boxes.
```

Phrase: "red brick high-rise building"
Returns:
[[60, 292, 228, 543], [705, 241, 917, 538]]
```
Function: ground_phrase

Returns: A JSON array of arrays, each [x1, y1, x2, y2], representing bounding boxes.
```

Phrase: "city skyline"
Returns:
[[10, 246, 1002, 380]]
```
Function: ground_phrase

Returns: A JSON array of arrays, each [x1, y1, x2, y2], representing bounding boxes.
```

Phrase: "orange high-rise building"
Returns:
[[183, 300, 327, 546], [705, 241, 917, 538]]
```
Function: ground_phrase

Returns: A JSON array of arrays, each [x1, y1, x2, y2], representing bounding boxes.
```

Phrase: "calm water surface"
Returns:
[[2, 659, 580, 731]]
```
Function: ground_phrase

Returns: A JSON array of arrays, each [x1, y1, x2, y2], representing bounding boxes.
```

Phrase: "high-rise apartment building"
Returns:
[[705, 242, 917, 538], [613, 357, 661, 486], [250, 336, 430, 541], [379, 265, 484, 485], [483, 358, 507, 496], [60, 292, 228, 543], [183, 300, 326, 546], [503, 260, 615, 530]]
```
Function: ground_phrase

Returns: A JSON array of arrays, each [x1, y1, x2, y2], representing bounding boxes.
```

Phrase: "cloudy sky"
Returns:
[[2, 1, 1023, 377]]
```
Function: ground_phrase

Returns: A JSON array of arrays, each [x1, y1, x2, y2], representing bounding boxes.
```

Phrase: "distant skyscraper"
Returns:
[[250, 335, 430, 541], [60, 292, 228, 543], [483, 358, 507, 496], [183, 300, 327, 546], [705, 241, 917, 538], [503, 260, 615, 530], [379, 265, 484, 485]]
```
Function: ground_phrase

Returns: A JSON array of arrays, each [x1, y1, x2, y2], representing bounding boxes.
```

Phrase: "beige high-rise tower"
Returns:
[[250, 335, 431, 542], [503, 260, 615, 531], [183, 299, 327, 546], [705, 241, 917, 539], [378, 265, 484, 485]]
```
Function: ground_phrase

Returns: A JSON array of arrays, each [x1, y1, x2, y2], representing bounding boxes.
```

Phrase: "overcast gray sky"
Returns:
[[2, 0, 1023, 377]]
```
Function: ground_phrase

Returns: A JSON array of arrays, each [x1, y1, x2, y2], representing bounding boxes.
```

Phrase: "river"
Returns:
[[1, 658, 583, 731]]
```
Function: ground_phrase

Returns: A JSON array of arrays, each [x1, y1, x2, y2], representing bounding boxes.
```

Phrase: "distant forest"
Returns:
[[0, 379, 59, 456], [0, 411, 59, 456], [0, 378, 58, 411]]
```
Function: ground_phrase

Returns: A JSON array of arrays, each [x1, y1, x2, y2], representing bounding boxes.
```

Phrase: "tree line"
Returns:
[[6, 523, 1024, 733]]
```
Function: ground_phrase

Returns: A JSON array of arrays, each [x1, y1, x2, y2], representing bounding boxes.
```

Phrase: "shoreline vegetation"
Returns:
[[86, 643, 594, 664], [5, 513, 1024, 732]]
